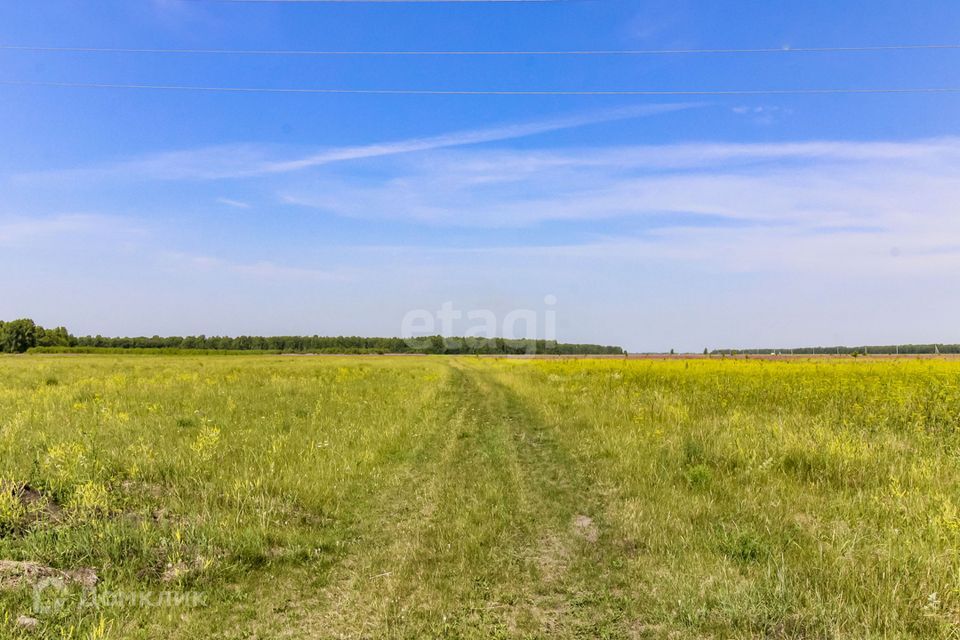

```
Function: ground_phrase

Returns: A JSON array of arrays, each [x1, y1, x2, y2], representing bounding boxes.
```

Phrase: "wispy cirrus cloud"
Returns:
[[280, 138, 960, 224], [159, 251, 350, 282], [255, 103, 693, 174], [216, 197, 251, 209], [0, 213, 140, 246], [16, 103, 695, 184], [277, 137, 960, 275]]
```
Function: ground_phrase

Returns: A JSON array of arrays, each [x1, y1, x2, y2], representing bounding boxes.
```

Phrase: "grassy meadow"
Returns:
[[0, 354, 958, 638]]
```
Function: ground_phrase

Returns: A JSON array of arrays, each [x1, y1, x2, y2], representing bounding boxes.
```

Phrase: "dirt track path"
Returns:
[[260, 360, 631, 639]]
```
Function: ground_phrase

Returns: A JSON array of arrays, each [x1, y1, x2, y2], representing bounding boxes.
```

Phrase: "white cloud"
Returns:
[[17, 145, 271, 182], [732, 105, 793, 125], [216, 197, 251, 209], [160, 251, 349, 282], [16, 103, 694, 184], [0, 214, 136, 246], [256, 103, 692, 174], [278, 137, 960, 276]]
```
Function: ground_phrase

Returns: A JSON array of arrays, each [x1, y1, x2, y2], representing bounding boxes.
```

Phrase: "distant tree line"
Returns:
[[1, 319, 624, 355], [70, 334, 624, 355], [0, 319, 72, 353], [712, 344, 960, 356]]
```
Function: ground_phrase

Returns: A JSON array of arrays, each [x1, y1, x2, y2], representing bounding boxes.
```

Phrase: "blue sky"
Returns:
[[2, 0, 960, 352]]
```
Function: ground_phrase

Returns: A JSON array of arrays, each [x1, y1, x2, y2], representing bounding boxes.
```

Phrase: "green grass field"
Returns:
[[1, 355, 958, 638]]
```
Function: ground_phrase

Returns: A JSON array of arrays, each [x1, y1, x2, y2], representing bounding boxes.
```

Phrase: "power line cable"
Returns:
[[176, 0, 570, 3], [2, 79, 960, 95], [2, 43, 959, 56]]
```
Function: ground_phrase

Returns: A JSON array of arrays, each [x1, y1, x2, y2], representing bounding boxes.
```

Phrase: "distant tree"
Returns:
[[0, 318, 39, 353], [429, 335, 447, 354], [37, 326, 72, 348]]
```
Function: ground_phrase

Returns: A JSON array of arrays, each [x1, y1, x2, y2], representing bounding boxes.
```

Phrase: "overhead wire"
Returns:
[[2, 43, 959, 56], [2, 80, 959, 96]]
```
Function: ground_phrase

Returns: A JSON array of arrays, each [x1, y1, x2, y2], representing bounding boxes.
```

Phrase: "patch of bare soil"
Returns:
[[4, 483, 63, 526], [0, 560, 98, 591], [160, 557, 210, 583], [119, 480, 166, 500], [533, 533, 571, 585], [16, 615, 39, 631], [572, 515, 599, 543]]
